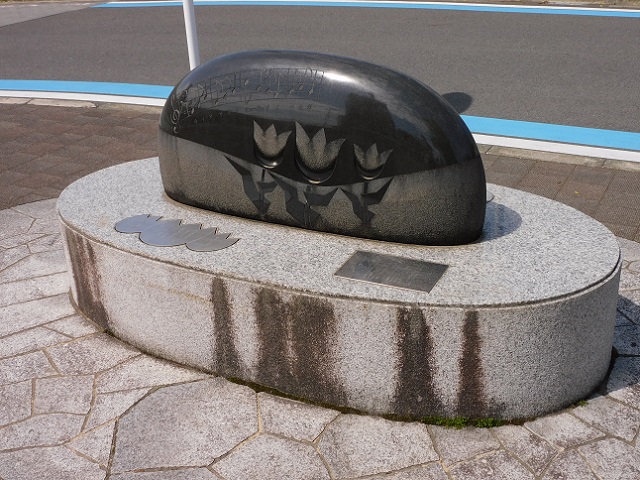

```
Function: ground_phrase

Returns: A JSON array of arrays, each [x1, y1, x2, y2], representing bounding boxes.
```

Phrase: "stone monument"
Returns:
[[59, 51, 621, 421], [158, 50, 486, 246]]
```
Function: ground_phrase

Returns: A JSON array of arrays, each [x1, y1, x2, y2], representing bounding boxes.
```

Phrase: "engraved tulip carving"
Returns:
[[253, 121, 291, 159], [354, 143, 392, 178], [295, 122, 345, 174]]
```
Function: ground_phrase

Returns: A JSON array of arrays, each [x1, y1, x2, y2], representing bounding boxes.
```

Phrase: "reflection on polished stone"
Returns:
[[158, 50, 486, 245]]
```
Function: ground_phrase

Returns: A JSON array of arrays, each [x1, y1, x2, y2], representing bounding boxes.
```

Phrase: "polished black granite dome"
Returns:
[[158, 50, 486, 245]]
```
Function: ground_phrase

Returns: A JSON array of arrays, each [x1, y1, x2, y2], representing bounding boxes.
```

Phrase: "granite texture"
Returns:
[[57, 158, 619, 307], [430, 426, 500, 466], [524, 413, 605, 449], [56, 159, 622, 419], [0, 196, 639, 478], [66, 421, 115, 466], [258, 392, 339, 442], [212, 434, 330, 480], [448, 450, 534, 479], [541, 450, 598, 480], [491, 425, 557, 476], [317, 414, 437, 478], [0, 446, 105, 480], [111, 379, 258, 472]]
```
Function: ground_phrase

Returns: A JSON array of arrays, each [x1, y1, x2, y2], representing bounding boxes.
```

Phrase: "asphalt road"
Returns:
[[0, 2, 638, 133]]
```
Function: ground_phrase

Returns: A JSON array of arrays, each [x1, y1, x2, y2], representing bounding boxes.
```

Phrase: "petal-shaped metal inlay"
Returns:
[[354, 143, 392, 174], [295, 122, 345, 173], [115, 215, 239, 252], [253, 121, 291, 158]]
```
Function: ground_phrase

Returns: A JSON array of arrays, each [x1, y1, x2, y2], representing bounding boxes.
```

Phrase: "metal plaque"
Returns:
[[115, 214, 239, 252], [335, 251, 448, 293]]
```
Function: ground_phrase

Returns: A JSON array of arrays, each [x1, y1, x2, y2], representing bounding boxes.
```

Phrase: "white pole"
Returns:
[[182, 0, 201, 70]]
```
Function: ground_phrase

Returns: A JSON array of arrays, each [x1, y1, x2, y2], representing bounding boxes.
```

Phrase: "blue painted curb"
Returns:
[[1, 79, 639, 151], [93, 1, 640, 18]]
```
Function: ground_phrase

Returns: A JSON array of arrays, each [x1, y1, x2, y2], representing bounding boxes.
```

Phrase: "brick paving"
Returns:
[[482, 150, 640, 243], [0, 99, 158, 211]]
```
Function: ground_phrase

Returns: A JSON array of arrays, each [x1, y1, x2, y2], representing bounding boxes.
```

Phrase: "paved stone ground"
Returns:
[[0, 198, 639, 479], [2, 98, 640, 478]]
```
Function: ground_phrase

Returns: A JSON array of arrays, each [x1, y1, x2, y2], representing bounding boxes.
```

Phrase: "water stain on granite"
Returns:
[[210, 277, 242, 376], [458, 310, 486, 417], [393, 306, 443, 417], [63, 227, 111, 329], [254, 288, 346, 406], [253, 288, 289, 387]]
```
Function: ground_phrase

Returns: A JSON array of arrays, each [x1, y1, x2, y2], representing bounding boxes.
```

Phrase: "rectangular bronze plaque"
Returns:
[[335, 251, 448, 293]]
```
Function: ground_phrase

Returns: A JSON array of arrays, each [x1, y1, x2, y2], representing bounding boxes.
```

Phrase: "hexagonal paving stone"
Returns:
[[541, 450, 598, 480], [13, 199, 57, 220], [258, 392, 339, 442], [0, 272, 69, 306], [96, 354, 209, 394], [0, 326, 69, 358], [213, 434, 329, 480], [111, 378, 258, 472], [0, 249, 67, 283], [28, 233, 63, 253], [579, 438, 640, 479], [35, 375, 94, 415], [618, 291, 640, 322], [318, 414, 437, 478], [614, 323, 640, 355], [620, 269, 640, 291], [0, 446, 105, 480], [0, 413, 84, 450], [492, 425, 558, 475], [111, 468, 217, 479], [46, 313, 103, 338], [449, 450, 534, 479], [616, 311, 634, 328], [524, 413, 604, 449], [353, 462, 449, 479], [620, 238, 640, 263], [0, 209, 33, 241], [0, 380, 31, 426], [0, 233, 43, 249], [572, 395, 640, 441], [66, 421, 115, 466], [0, 293, 75, 337], [84, 387, 149, 431], [29, 216, 62, 235], [430, 425, 500, 466], [45, 333, 140, 375], [0, 245, 30, 273], [0, 350, 56, 385]]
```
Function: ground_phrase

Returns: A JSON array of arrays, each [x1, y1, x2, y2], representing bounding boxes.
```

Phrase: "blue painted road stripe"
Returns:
[[93, 1, 640, 18], [463, 116, 640, 152], [2, 79, 639, 152], [0, 80, 173, 99]]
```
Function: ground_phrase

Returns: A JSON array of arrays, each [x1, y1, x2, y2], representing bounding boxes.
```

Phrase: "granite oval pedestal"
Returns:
[[58, 158, 621, 420]]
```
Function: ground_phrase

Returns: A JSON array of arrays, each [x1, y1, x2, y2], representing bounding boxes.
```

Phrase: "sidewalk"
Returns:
[[1, 98, 640, 479]]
